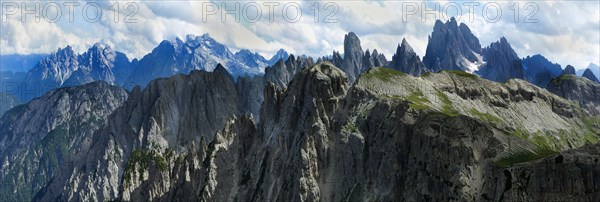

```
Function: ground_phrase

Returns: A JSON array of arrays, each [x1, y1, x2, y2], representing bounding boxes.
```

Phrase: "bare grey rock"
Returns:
[[548, 75, 600, 115], [263, 54, 314, 89], [0, 81, 128, 201]]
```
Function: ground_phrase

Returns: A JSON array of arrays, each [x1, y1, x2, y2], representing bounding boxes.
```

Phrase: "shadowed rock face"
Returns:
[[583, 68, 600, 83], [477, 37, 525, 83], [487, 143, 600, 201], [25, 62, 600, 201], [562, 65, 577, 75], [423, 18, 483, 72], [263, 54, 314, 90], [342, 32, 365, 83], [329, 32, 386, 83], [389, 38, 428, 76], [522, 54, 562, 88], [548, 75, 600, 115]]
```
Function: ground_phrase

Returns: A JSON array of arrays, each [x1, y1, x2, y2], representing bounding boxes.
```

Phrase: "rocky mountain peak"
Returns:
[[261, 61, 348, 140], [343, 32, 363, 62], [582, 68, 600, 83], [264, 53, 315, 89], [423, 18, 483, 72], [81, 43, 115, 62], [390, 38, 427, 76], [213, 63, 231, 77], [234, 49, 268, 69], [55, 45, 75, 57], [129, 33, 262, 87], [267, 48, 290, 64], [522, 54, 563, 87], [585, 63, 600, 80], [477, 37, 524, 82], [327, 31, 368, 83], [400, 38, 412, 51], [562, 65, 576, 75]]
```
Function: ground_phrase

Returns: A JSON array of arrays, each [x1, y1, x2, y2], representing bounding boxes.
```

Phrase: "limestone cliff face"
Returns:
[[34, 65, 241, 201], [26, 63, 600, 201], [263, 55, 314, 89], [0, 81, 128, 201], [548, 75, 600, 116], [486, 143, 600, 201]]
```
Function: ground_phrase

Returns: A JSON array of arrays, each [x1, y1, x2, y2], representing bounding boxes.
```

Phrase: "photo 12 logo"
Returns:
[[200, 2, 339, 23], [1, 1, 139, 23], [1, 1, 341, 24], [401, 1, 539, 23]]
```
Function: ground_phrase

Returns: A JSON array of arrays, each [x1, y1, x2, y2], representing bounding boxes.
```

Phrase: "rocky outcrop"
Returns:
[[0, 81, 128, 201], [423, 18, 483, 72], [263, 54, 314, 89], [0, 92, 21, 116], [328, 32, 386, 83], [389, 38, 428, 76], [236, 75, 265, 118], [583, 68, 600, 83], [484, 143, 600, 201], [477, 37, 525, 82], [562, 65, 577, 75], [363, 49, 387, 69], [342, 32, 364, 82], [548, 75, 600, 115], [522, 54, 562, 87]]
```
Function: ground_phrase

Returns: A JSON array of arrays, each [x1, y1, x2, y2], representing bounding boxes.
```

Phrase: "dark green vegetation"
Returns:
[[468, 108, 502, 124], [363, 67, 406, 82], [436, 90, 459, 116], [406, 91, 431, 110], [122, 149, 169, 184], [446, 70, 478, 79]]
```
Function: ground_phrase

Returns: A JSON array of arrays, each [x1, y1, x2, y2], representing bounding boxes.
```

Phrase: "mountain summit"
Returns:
[[389, 38, 428, 76], [423, 18, 483, 72], [583, 68, 600, 83], [477, 37, 525, 82], [127, 34, 263, 87], [522, 54, 563, 87]]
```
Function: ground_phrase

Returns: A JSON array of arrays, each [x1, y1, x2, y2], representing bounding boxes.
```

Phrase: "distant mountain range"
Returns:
[[0, 18, 598, 105], [1, 34, 289, 102]]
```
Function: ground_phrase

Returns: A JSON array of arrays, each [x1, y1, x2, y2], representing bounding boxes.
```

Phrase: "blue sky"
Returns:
[[1, 0, 599, 69]]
